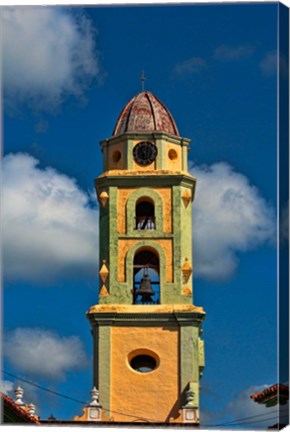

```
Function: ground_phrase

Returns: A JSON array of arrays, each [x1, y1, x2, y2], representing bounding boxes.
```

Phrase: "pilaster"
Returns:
[[96, 324, 111, 411]]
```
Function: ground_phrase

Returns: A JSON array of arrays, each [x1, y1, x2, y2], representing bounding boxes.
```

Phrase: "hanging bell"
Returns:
[[135, 273, 154, 303]]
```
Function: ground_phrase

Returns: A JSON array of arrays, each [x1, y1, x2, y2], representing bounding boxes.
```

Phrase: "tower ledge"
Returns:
[[97, 169, 196, 179], [87, 304, 205, 315]]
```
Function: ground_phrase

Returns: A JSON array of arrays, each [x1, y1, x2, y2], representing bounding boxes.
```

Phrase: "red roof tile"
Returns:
[[250, 384, 289, 405], [1, 392, 40, 424]]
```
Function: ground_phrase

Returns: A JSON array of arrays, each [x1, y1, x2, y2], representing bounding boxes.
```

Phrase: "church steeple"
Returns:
[[87, 90, 205, 424]]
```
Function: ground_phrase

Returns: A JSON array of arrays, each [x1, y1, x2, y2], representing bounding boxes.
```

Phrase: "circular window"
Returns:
[[168, 149, 178, 160], [112, 150, 121, 163], [130, 354, 157, 373]]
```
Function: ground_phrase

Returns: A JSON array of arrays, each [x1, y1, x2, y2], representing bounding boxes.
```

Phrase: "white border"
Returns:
[[1, 0, 290, 7], [1, 2, 289, 432]]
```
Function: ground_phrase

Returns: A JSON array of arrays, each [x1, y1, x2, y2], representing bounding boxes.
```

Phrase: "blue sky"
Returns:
[[1, 3, 288, 428]]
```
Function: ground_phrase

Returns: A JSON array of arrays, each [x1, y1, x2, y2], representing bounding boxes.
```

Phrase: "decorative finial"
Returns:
[[89, 386, 101, 407], [28, 403, 36, 416], [140, 70, 146, 92], [185, 388, 195, 407], [15, 386, 24, 406]]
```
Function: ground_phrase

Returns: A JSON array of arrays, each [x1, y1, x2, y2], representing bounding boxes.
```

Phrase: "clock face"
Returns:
[[133, 142, 158, 166]]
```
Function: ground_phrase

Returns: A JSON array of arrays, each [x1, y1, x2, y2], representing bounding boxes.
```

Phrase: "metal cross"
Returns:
[[140, 70, 146, 92]]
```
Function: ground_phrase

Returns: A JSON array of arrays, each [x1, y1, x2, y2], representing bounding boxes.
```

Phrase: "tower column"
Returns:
[[181, 139, 190, 172], [88, 90, 205, 424]]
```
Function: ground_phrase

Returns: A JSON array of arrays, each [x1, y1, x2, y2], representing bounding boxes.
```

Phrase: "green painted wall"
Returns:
[[96, 324, 111, 412]]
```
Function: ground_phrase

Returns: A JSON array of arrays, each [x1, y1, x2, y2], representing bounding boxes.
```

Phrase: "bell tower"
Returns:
[[87, 91, 205, 424]]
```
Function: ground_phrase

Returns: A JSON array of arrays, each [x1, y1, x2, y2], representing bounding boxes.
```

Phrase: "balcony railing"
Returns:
[[135, 216, 156, 230]]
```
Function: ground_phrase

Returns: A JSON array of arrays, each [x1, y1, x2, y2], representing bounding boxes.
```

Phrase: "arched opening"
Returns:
[[133, 249, 160, 305], [135, 199, 155, 230]]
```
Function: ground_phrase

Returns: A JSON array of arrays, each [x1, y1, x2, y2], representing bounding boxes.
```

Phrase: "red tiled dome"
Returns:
[[113, 91, 179, 136]]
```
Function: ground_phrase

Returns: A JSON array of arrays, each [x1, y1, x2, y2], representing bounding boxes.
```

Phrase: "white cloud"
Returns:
[[4, 328, 88, 380], [201, 384, 288, 428], [0, 380, 14, 395], [214, 44, 255, 60], [173, 57, 207, 76], [227, 385, 287, 428], [2, 7, 101, 111], [2, 153, 99, 283], [260, 50, 288, 78], [190, 162, 275, 280], [260, 50, 277, 76]]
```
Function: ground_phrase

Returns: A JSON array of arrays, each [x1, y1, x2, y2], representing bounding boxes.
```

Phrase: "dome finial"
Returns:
[[140, 70, 146, 92]]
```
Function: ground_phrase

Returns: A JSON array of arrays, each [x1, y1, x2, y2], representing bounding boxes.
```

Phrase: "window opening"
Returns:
[[133, 250, 160, 305], [112, 150, 121, 163], [135, 200, 155, 230], [130, 354, 157, 373]]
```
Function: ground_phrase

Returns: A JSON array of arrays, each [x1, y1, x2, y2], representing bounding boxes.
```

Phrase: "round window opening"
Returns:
[[130, 354, 157, 373], [168, 149, 178, 160], [112, 150, 121, 163]]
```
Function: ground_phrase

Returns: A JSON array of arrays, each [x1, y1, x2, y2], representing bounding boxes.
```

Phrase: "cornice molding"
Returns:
[[95, 172, 196, 189], [100, 132, 191, 147], [87, 310, 205, 326]]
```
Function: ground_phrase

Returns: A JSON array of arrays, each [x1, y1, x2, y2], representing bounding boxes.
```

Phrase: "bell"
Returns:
[[135, 273, 154, 303]]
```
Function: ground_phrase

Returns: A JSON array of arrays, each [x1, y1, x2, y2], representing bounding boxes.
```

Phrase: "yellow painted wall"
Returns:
[[118, 238, 173, 283], [111, 326, 182, 422], [132, 160, 156, 171], [161, 188, 172, 233], [166, 142, 182, 171], [117, 188, 172, 234], [105, 137, 185, 172], [107, 141, 126, 170], [117, 188, 134, 233]]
